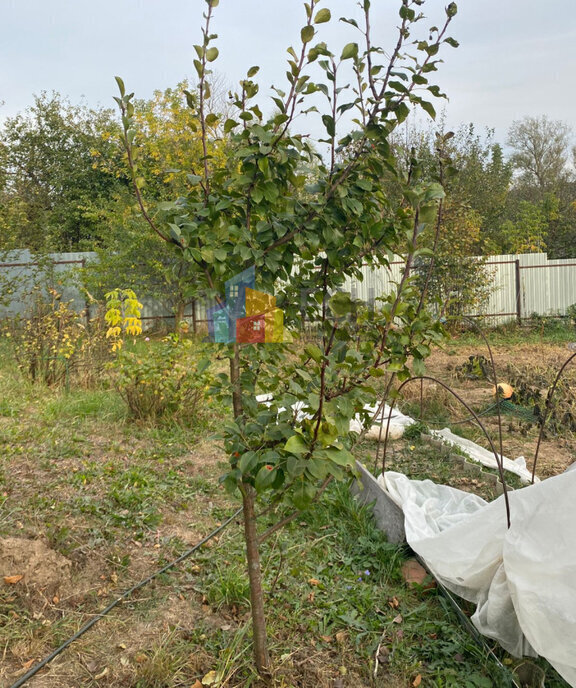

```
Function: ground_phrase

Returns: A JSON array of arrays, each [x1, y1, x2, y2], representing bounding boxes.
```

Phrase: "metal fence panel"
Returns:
[[1, 250, 576, 327]]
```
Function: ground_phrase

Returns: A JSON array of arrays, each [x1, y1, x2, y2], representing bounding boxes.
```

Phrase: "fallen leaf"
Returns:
[[308, 578, 320, 586], [388, 596, 400, 608], [21, 659, 35, 671], [320, 635, 332, 643], [202, 670, 219, 685], [335, 630, 348, 644], [220, 624, 232, 631], [392, 614, 403, 624], [307, 592, 315, 603], [52, 595, 59, 604], [94, 667, 109, 680], [4, 575, 23, 585], [377, 647, 390, 664], [413, 674, 422, 687], [191, 681, 203, 688]]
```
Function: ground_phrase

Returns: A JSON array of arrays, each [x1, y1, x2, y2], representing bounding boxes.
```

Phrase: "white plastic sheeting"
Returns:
[[431, 427, 537, 484], [350, 403, 414, 440], [256, 395, 414, 439], [380, 470, 576, 686]]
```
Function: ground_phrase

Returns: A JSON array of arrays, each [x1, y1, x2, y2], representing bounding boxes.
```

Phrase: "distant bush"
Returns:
[[12, 290, 109, 387], [111, 335, 212, 424]]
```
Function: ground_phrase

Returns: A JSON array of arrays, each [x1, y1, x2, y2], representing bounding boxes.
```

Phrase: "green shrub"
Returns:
[[111, 335, 212, 424], [403, 420, 430, 441], [12, 290, 110, 387]]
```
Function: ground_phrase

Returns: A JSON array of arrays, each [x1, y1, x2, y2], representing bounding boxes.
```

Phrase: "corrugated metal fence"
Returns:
[[1, 250, 576, 328]]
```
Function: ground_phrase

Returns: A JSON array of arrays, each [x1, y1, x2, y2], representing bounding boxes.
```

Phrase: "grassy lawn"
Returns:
[[0, 332, 571, 687]]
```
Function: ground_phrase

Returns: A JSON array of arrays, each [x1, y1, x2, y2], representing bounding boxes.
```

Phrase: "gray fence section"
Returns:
[[482, 253, 576, 323], [1, 250, 576, 327], [0, 250, 95, 318]]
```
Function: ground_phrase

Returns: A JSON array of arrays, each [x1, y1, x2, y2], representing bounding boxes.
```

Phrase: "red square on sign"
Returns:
[[236, 314, 266, 343]]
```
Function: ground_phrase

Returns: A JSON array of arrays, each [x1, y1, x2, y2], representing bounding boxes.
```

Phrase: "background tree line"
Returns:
[[1, 86, 575, 321]]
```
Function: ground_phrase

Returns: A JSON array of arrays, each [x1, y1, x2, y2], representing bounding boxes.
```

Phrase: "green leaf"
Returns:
[[413, 357, 426, 376], [115, 76, 126, 97], [255, 465, 277, 492], [304, 344, 323, 362], [301, 25, 315, 43], [420, 100, 436, 119], [321, 114, 335, 137], [206, 47, 219, 62], [328, 292, 353, 316], [322, 446, 354, 467], [399, 5, 415, 20], [314, 8, 331, 23], [239, 451, 258, 474], [183, 89, 196, 110], [306, 458, 328, 480], [205, 113, 218, 126], [395, 101, 410, 123], [284, 434, 309, 455], [247, 65, 260, 77], [220, 469, 241, 494], [446, 2, 458, 18], [340, 42, 358, 60], [291, 480, 315, 510], [369, 367, 385, 377], [422, 183, 445, 202]]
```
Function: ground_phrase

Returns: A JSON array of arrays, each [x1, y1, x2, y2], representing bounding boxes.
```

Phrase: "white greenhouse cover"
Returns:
[[379, 470, 576, 686]]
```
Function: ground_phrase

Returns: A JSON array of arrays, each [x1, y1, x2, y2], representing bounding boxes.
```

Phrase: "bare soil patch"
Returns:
[[415, 340, 576, 478]]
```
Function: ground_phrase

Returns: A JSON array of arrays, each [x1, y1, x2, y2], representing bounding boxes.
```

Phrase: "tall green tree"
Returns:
[[84, 81, 229, 329], [116, 0, 458, 672], [507, 116, 572, 197], [506, 116, 576, 257], [0, 92, 124, 252]]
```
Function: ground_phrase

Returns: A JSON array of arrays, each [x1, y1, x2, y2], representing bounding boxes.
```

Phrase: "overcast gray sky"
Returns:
[[1, 0, 575, 147]]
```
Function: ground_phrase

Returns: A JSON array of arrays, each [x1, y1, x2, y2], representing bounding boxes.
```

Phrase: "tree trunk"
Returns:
[[241, 482, 271, 675], [230, 343, 243, 418], [230, 346, 271, 674], [174, 299, 185, 334]]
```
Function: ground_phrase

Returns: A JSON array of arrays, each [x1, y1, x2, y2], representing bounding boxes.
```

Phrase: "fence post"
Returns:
[[81, 258, 89, 325], [192, 299, 197, 334], [515, 259, 522, 324]]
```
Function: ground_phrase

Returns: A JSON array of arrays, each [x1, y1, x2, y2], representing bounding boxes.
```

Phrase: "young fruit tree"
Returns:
[[115, 0, 458, 674]]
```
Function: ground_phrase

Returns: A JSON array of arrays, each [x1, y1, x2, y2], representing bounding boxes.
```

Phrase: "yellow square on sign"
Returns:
[[265, 308, 284, 343], [245, 288, 276, 316]]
